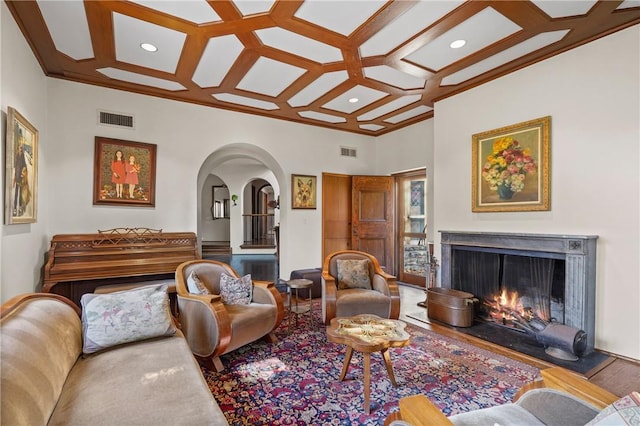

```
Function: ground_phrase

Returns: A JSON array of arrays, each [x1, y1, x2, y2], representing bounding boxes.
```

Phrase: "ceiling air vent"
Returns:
[[98, 110, 135, 129], [340, 146, 357, 158]]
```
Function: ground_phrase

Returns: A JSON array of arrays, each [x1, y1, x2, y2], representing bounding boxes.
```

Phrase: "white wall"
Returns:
[[433, 26, 640, 359], [1, 3, 50, 299]]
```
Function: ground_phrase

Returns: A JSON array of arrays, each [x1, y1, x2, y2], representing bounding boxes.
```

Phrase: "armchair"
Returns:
[[175, 259, 284, 371], [385, 367, 621, 426], [321, 250, 400, 324]]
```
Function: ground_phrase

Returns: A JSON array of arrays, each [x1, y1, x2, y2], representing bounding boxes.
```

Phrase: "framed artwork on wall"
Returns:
[[4, 107, 38, 224], [291, 174, 316, 209], [472, 116, 551, 212], [93, 136, 157, 207]]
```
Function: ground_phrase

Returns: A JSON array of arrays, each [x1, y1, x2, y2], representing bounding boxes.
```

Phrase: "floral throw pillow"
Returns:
[[81, 284, 176, 354], [337, 259, 372, 290], [586, 392, 640, 425], [186, 271, 210, 295], [219, 272, 252, 305]]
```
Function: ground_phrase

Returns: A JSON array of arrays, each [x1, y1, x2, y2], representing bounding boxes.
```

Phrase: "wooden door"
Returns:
[[351, 176, 394, 273], [321, 173, 352, 263]]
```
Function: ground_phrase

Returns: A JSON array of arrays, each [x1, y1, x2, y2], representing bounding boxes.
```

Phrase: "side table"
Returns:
[[285, 278, 313, 330]]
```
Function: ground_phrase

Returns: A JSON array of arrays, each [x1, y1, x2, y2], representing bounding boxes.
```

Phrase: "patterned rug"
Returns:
[[200, 303, 540, 425]]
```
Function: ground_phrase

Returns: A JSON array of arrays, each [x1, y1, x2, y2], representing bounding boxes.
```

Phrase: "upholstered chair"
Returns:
[[175, 260, 284, 371], [385, 367, 621, 426], [321, 250, 400, 324]]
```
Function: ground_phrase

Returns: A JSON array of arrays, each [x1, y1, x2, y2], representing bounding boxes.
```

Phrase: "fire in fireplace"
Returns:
[[451, 249, 566, 330], [482, 288, 540, 329]]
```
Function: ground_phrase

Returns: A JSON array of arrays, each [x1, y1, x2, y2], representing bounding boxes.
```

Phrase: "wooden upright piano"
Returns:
[[43, 228, 200, 306]]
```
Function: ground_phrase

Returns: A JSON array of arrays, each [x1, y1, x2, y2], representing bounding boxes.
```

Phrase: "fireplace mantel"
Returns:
[[439, 231, 598, 354]]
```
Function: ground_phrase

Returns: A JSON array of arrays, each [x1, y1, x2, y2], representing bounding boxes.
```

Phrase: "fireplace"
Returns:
[[440, 231, 598, 355]]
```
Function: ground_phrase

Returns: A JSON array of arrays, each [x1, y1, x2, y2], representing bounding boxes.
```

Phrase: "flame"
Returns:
[[497, 289, 520, 310], [484, 289, 529, 326]]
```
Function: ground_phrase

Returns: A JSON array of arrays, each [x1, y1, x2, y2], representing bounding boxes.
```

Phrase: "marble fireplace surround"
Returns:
[[439, 231, 598, 354]]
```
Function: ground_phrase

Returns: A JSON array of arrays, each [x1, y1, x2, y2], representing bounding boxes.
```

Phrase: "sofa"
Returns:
[[1, 290, 228, 425], [386, 367, 639, 426]]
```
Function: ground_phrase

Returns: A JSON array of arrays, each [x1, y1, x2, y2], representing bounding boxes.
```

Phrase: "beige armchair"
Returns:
[[385, 367, 619, 426], [321, 250, 400, 324], [175, 260, 284, 371]]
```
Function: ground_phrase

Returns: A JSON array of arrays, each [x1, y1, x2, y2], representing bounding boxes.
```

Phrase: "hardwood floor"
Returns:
[[398, 283, 640, 398]]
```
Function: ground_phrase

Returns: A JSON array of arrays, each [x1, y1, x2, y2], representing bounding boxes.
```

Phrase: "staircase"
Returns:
[[202, 241, 231, 255]]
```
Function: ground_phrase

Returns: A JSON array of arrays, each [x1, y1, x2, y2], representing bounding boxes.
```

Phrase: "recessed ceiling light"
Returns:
[[348, 97, 359, 103], [140, 43, 158, 52], [450, 39, 466, 49]]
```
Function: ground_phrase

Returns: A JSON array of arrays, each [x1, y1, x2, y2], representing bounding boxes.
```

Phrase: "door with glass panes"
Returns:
[[396, 171, 428, 286]]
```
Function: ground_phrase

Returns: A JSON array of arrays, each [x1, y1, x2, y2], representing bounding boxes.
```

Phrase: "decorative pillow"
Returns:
[[337, 259, 372, 290], [586, 392, 640, 425], [81, 284, 176, 354], [219, 272, 252, 305], [186, 271, 210, 295]]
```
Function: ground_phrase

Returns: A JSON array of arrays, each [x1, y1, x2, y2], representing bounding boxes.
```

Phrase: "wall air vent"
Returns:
[[340, 146, 357, 158], [98, 110, 135, 129]]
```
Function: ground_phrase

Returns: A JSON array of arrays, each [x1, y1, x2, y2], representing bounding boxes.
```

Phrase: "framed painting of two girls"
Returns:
[[93, 136, 156, 207]]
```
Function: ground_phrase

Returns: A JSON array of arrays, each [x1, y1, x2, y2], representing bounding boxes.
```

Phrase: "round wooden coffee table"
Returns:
[[326, 314, 410, 414]]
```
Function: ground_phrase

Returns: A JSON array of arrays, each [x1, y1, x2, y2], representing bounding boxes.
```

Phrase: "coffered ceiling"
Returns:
[[6, 1, 640, 135]]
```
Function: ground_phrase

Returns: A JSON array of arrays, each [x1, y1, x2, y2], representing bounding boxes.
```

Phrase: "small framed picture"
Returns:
[[4, 107, 38, 224], [291, 174, 317, 209], [93, 136, 157, 207]]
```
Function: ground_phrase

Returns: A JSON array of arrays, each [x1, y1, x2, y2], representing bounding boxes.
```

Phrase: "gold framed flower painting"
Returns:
[[472, 116, 550, 212]]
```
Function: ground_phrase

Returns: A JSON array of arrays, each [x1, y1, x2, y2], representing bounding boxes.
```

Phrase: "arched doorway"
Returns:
[[200, 174, 231, 255], [240, 178, 277, 249], [196, 144, 288, 276]]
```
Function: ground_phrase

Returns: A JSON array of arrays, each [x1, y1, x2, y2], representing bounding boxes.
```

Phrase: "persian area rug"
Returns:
[[200, 303, 540, 426]]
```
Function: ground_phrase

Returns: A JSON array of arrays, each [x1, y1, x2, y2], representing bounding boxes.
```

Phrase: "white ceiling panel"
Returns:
[[384, 105, 432, 124], [237, 57, 306, 97], [287, 71, 349, 107], [294, 0, 386, 36], [130, 0, 221, 24], [322, 85, 389, 114], [255, 28, 343, 63], [617, 0, 640, 9], [213, 93, 279, 110], [97, 68, 186, 91], [193, 35, 244, 88], [531, 1, 597, 18], [363, 65, 426, 90], [37, 0, 93, 60], [113, 13, 186, 73], [360, 0, 465, 57], [441, 30, 570, 86], [357, 95, 422, 121], [231, 0, 276, 16], [298, 111, 347, 124], [404, 7, 522, 71], [359, 124, 385, 132]]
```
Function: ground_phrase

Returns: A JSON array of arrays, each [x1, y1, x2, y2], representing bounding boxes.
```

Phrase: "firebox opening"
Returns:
[[450, 247, 566, 330]]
